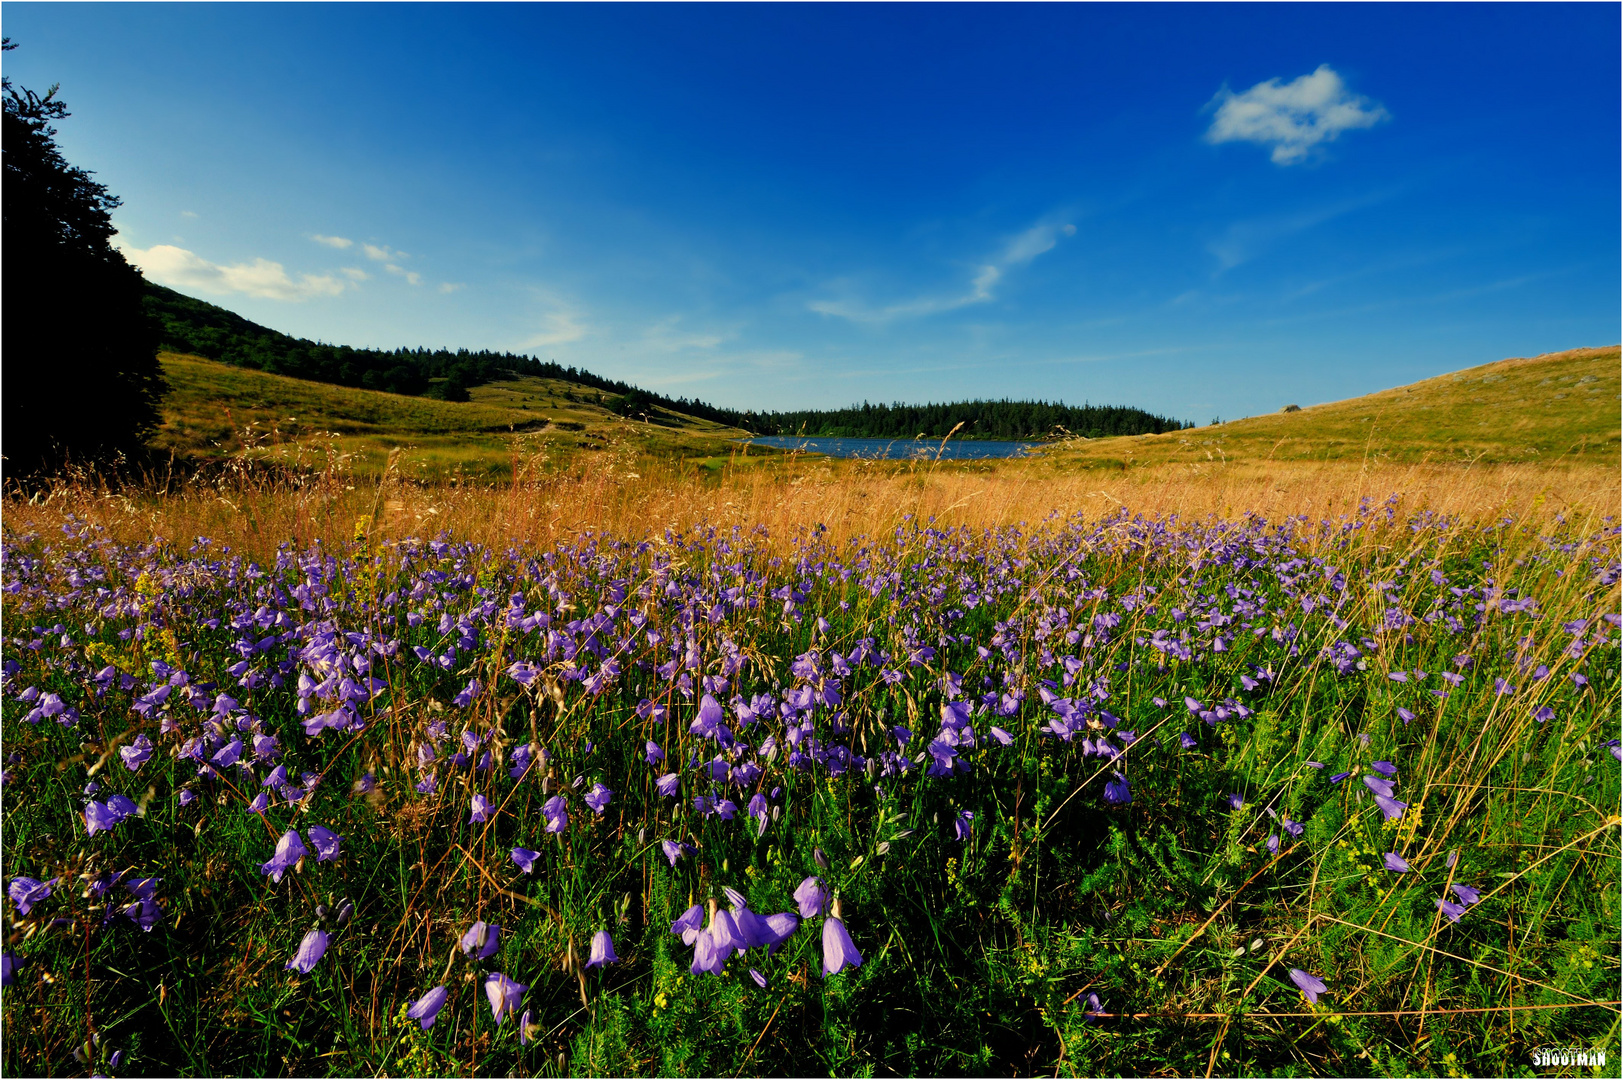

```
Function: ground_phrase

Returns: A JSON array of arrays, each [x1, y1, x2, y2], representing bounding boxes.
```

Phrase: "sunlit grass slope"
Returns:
[[1048, 346, 1620, 470], [153, 352, 749, 478]]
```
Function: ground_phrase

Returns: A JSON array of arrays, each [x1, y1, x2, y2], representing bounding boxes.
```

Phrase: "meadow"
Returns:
[[2, 349, 1619, 1078]]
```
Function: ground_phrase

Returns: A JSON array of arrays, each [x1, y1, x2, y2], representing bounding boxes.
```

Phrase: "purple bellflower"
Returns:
[[762, 911, 800, 955], [470, 793, 492, 823], [692, 694, 725, 737], [1382, 852, 1411, 873], [461, 921, 501, 960], [707, 904, 742, 954], [84, 800, 123, 837], [120, 735, 153, 772], [1450, 883, 1482, 906], [1081, 992, 1107, 1025], [1436, 898, 1467, 923], [586, 930, 618, 968], [690, 928, 726, 975], [542, 795, 569, 833], [794, 876, 829, 918], [584, 783, 613, 815], [1373, 794, 1408, 822], [511, 848, 540, 874], [308, 826, 342, 862], [260, 830, 309, 883], [1363, 775, 1396, 799], [9, 876, 57, 915], [670, 904, 704, 945], [286, 929, 329, 974], [953, 810, 974, 841], [406, 986, 448, 1030], [484, 973, 526, 1023], [822, 899, 862, 978], [1104, 772, 1131, 805], [1289, 968, 1327, 1003]]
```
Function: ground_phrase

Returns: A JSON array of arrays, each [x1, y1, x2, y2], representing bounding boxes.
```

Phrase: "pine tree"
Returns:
[[2, 40, 164, 478]]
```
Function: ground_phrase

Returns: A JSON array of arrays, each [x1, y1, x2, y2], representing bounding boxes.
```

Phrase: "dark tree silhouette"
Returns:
[[2, 40, 164, 478]]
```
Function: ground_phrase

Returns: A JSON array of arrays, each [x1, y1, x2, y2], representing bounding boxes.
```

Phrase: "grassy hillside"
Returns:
[[152, 344, 1619, 484], [1046, 345, 1620, 469], [153, 352, 750, 478]]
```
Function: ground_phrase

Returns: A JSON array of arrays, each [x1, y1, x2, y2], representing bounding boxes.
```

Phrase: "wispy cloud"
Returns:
[[179, 210, 199, 219], [641, 316, 734, 352], [627, 348, 803, 390], [383, 263, 422, 286], [438, 282, 464, 294], [810, 220, 1076, 325], [341, 267, 370, 282], [362, 242, 405, 262], [1256, 271, 1552, 328], [120, 242, 350, 301], [514, 295, 588, 350], [1206, 190, 1392, 270], [1205, 65, 1388, 165], [311, 233, 353, 249]]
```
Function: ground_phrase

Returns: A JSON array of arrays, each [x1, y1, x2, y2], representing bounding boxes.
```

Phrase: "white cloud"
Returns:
[[1205, 65, 1388, 165], [362, 242, 406, 262], [311, 234, 353, 249], [438, 282, 464, 294], [341, 267, 370, 281], [1003, 221, 1075, 264], [179, 210, 198, 219], [119, 242, 349, 301], [810, 219, 1075, 324], [382, 263, 422, 286]]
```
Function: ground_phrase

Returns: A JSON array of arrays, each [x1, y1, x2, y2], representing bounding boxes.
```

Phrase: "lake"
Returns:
[[741, 436, 1038, 460]]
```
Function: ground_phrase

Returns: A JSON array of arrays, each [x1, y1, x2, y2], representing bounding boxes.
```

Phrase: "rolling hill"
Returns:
[[151, 343, 1619, 482], [153, 352, 749, 479], [1045, 346, 1620, 469]]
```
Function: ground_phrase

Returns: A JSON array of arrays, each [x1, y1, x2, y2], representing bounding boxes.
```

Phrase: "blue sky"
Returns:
[[5, 3, 1617, 421]]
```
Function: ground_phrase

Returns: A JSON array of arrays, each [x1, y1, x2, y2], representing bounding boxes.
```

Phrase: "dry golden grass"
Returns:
[[7, 438, 1617, 563]]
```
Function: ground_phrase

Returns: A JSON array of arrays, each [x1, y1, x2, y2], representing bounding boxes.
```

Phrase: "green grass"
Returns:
[[1049, 345, 1621, 469]]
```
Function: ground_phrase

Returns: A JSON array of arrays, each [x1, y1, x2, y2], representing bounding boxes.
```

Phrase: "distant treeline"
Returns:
[[734, 400, 1191, 440], [143, 282, 1189, 438]]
